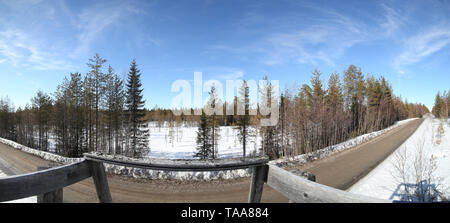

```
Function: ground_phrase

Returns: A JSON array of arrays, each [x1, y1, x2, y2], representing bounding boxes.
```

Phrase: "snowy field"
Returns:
[[146, 122, 261, 159], [45, 122, 262, 159], [349, 117, 450, 201]]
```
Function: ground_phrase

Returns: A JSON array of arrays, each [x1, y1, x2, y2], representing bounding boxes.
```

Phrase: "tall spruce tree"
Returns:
[[206, 84, 221, 159], [86, 53, 107, 152], [125, 59, 149, 158], [195, 112, 212, 160], [236, 80, 252, 160], [104, 66, 125, 155], [260, 75, 278, 159], [31, 90, 53, 151]]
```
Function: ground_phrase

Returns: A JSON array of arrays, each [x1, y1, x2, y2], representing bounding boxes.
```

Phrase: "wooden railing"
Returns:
[[0, 153, 392, 203], [0, 159, 111, 203], [265, 165, 391, 203]]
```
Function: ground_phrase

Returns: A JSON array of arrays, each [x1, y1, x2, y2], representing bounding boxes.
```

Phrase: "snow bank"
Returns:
[[0, 138, 83, 164], [103, 163, 251, 180], [269, 118, 418, 167], [348, 117, 450, 201]]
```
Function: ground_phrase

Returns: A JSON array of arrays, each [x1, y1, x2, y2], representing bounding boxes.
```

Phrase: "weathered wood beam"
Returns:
[[0, 160, 91, 202], [37, 165, 63, 203], [88, 161, 112, 203], [84, 153, 269, 171], [266, 164, 391, 203], [288, 169, 315, 203]]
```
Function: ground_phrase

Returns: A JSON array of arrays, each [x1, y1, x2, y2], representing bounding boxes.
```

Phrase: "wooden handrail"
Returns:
[[0, 161, 91, 202], [83, 153, 269, 171], [0, 159, 112, 203], [265, 164, 392, 203]]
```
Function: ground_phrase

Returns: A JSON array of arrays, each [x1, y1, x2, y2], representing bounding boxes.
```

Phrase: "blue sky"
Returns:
[[0, 0, 449, 110]]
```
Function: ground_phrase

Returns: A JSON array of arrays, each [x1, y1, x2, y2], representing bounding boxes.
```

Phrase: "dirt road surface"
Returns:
[[299, 118, 424, 190], [0, 119, 423, 202]]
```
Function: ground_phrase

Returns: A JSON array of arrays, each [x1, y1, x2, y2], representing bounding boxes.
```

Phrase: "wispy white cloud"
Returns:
[[0, 0, 148, 71], [258, 14, 367, 67], [394, 27, 450, 74], [0, 29, 74, 71], [73, 1, 144, 56], [208, 2, 373, 67], [380, 4, 406, 37], [207, 1, 450, 75]]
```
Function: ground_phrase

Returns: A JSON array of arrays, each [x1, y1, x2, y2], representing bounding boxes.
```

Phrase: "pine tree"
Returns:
[[23, 103, 35, 148], [195, 112, 212, 160], [310, 69, 325, 151], [344, 65, 365, 135], [104, 66, 125, 155], [325, 72, 344, 146], [206, 84, 221, 159], [432, 92, 443, 118], [53, 73, 85, 157], [31, 90, 53, 151], [260, 75, 278, 159], [236, 80, 252, 160], [441, 90, 449, 119], [86, 53, 107, 152], [125, 59, 149, 158]]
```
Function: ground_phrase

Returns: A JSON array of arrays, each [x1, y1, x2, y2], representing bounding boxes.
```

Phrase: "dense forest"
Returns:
[[432, 91, 450, 119], [0, 54, 429, 160]]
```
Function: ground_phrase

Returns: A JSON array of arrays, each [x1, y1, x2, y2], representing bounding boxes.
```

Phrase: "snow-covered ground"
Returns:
[[147, 122, 261, 159], [0, 170, 36, 203], [37, 122, 262, 160], [349, 117, 450, 201]]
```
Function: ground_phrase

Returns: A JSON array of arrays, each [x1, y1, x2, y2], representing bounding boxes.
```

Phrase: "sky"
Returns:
[[0, 0, 449, 110]]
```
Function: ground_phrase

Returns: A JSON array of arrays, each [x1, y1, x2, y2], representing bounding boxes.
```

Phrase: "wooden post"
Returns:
[[89, 161, 112, 203], [37, 165, 63, 203], [248, 165, 268, 203]]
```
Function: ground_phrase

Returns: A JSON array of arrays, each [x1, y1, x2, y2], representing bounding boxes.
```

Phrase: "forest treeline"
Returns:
[[0, 54, 149, 158], [193, 65, 429, 160], [0, 56, 429, 160], [432, 91, 449, 119], [258, 66, 429, 159]]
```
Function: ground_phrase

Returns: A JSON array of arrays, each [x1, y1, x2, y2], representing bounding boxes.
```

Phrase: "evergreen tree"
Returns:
[[260, 75, 278, 159], [206, 84, 221, 159], [236, 80, 252, 160], [31, 90, 53, 151], [54, 73, 85, 157], [432, 92, 443, 118], [195, 112, 212, 159], [86, 53, 107, 152], [344, 65, 365, 135], [325, 72, 344, 146], [104, 67, 125, 155], [441, 90, 448, 119], [125, 59, 149, 158]]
